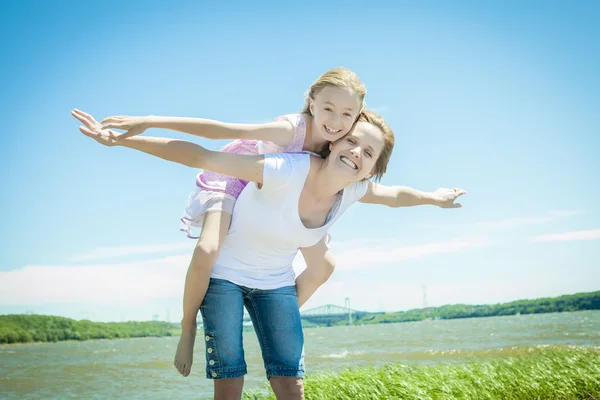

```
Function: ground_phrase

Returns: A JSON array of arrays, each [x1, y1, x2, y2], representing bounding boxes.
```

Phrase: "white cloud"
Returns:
[[532, 229, 600, 242], [2, 234, 490, 309], [478, 216, 554, 229], [0, 254, 192, 306], [3, 231, 596, 321], [331, 237, 491, 271], [69, 243, 194, 262], [478, 209, 585, 230], [548, 210, 585, 217], [292, 236, 491, 275]]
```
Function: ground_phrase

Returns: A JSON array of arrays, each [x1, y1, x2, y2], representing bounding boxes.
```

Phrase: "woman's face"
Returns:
[[327, 121, 385, 181]]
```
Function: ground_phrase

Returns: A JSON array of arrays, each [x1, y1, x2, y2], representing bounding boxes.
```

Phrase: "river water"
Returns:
[[2, 310, 599, 399]]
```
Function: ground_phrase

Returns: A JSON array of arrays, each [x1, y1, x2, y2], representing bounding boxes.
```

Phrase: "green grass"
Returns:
[[244, 346, 600, 400]]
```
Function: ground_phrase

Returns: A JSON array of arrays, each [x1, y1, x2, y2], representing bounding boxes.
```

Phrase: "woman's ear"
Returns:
[[366, 167, 375, 180]]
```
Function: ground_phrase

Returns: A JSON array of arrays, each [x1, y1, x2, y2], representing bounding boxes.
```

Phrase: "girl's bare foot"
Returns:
[[173, 320, 197, 377]]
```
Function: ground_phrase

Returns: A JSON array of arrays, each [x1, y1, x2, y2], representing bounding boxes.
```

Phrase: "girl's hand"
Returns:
[[72, 109, 119, 147], [433, 187, 467, 208], [101, 115, 150, 140]]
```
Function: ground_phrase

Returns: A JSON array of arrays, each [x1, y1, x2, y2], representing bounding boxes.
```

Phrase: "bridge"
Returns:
[[300, 304, 368, 326], [236, 303, 368, 326]]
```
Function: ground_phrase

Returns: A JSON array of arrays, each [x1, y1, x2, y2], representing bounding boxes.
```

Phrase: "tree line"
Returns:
[[0, 314, 178, 344], [350, 290, 600, 325], [2, 291, 599, 343]]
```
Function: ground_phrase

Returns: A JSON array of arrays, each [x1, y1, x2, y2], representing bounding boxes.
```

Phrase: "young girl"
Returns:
[[90, 68, 465, 378]]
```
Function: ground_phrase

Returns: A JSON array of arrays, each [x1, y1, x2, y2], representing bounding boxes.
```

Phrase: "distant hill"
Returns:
[[2, 291, 599, 344], [0, 314, 179, 344], [342, 290, 600, 326]]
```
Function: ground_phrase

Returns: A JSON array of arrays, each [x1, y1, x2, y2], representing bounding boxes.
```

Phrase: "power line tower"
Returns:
[[344, 297, 353, 325], [421, 284, 429, 313]]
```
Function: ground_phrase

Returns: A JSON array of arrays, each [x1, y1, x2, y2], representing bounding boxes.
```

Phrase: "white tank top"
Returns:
[[211, 153, 369, 289]]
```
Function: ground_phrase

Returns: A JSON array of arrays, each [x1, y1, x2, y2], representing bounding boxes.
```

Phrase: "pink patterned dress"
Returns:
[[180, 114, 307, 238]]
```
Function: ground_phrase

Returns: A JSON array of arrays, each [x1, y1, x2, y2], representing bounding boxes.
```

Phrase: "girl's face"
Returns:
[[309, 86, 362, 143], [327, 121, 385, 181]]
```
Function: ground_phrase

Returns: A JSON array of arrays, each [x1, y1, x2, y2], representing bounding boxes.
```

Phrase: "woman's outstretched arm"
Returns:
[[73, 109, 265, 184], [359, 182, 467, 208]]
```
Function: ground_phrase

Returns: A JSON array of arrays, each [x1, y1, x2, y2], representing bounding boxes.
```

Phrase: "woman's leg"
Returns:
[[201, 278, 248, 399], [214, 377, 244, 400], [174, 210, 233, 377], [245, 286, 305, 400], [269, 377, 305, 400]]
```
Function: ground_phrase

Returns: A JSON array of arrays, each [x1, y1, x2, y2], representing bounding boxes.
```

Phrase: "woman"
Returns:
[[74, 109, 463, 400]]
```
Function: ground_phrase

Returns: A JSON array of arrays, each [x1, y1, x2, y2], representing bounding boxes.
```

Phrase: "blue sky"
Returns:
[[1, 0, 599, 322]]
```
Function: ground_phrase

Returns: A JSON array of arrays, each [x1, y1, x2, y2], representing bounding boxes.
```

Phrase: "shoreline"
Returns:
[[2, 309, 598, 347]]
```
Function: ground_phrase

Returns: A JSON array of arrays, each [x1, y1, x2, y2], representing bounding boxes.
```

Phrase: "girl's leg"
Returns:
[[296, 238, 336, 308], [174, 209, 233, 377]]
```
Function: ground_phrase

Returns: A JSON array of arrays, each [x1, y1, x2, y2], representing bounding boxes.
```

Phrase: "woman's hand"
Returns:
[[72, 109, 119, 147], [101, 115, 150, 140], [432, 187, 468, 208]]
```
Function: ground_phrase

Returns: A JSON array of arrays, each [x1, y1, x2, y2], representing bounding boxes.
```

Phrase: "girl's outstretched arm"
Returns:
[[359, 182, 467, 208], [73, 109, 266, 184], [98, 112, 295, 147]]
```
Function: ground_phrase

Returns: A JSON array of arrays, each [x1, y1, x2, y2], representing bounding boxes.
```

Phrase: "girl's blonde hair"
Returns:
[[301, 67, 367, 115]]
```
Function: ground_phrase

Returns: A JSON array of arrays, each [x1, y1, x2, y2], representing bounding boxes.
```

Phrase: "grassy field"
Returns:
[[244, 345, 600, 400]]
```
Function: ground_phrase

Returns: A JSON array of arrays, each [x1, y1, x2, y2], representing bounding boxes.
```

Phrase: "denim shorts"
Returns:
[[199, 278, 305, 380]]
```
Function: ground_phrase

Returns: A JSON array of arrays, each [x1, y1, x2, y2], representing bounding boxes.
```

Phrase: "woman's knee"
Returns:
[[270, 377, 304, 399], [214, 377, 244, 400]]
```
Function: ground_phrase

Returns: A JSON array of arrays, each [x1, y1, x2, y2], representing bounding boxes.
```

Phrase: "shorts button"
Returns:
[[205, 335, 210, 341], [211, 372, 218, 378], [207, 348, 213, 353], [209, 360, 215, 365]]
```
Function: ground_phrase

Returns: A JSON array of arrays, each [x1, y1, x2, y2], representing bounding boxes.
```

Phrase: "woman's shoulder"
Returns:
[[265, 152, 313, 172], [342, 180, 370, 202]]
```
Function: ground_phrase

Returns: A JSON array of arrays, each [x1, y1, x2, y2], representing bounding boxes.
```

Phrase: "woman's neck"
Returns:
[[307, 157, 353, 199]]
